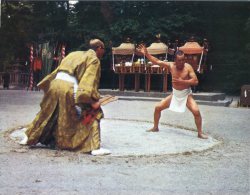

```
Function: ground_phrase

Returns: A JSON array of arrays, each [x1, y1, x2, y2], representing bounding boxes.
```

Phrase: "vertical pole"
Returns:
[[28, 45, 34, 90], [61, 44, 66, 59]]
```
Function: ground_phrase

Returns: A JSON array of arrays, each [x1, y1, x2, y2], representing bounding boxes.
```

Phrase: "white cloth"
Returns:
[[169, 88, 192, 113], [91, 148, 111, 156], [55, 71, 78, 93], [55, 72, 81, 117], [10, 127, 28, 145]]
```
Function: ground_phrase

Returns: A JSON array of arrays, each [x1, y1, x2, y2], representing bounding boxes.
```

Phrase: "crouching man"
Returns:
[[137, 44, 208, 139], [19, 39, 111, 155]]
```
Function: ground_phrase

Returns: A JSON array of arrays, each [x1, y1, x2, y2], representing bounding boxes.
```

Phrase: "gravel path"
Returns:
[[0, 90, 249, 195]]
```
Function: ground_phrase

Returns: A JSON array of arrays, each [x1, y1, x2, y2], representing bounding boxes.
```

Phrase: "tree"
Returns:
[[0, 1, 33, 70], [0, 1, 249, 93]]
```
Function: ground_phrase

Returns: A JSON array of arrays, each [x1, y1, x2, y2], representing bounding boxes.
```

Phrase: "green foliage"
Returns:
[[203, 51, 250, 94], [0, 1, 249, 93], [110, 19, 140, 43]]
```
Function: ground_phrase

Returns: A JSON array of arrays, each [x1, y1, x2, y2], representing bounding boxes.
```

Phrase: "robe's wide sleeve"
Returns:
[[37, 51, 84, 92], [75, 56, 101, 104], [37, 66, 59, 92]]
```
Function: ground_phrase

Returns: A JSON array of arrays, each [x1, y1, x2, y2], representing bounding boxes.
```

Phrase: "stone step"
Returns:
[[100, 89, 226, 102], [112, 95, 232, 107], [1, 87, 230, 107]]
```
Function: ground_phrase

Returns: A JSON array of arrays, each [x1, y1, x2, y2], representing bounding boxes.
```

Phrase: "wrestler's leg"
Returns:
[[186, 95, 208, 139], [147, 94, 172, 132]]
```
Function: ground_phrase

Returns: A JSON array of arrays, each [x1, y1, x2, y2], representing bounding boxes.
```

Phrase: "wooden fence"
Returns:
[[0, 72, 29, 87]]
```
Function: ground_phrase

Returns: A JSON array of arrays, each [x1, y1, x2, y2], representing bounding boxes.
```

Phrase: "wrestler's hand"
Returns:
[[172, 77, 190, 87], [136, 44, 148, 56], [91, 101, 101, 110]]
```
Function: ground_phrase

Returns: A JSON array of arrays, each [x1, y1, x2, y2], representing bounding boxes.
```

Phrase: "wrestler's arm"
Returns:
[[145, 52, 170, 70], [137, 44, 170, 71], [187, 64, 199, 86]]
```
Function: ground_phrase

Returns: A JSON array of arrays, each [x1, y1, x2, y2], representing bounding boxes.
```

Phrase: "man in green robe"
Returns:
[[20, 39, 111, 155]]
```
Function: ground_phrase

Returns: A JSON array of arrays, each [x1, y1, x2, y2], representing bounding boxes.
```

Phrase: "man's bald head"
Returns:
[[89, 39, 104, 51], [175, 50, 185, 70], [89, 39, 105, 59], [175, 50, 184, 58]]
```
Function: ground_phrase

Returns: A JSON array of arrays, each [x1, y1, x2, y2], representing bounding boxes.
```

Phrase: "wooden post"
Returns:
[[163, 73, 168, 92], [145, 73, 151, 92], [119, 73, 125, 91], [134, 73, 140, 92]]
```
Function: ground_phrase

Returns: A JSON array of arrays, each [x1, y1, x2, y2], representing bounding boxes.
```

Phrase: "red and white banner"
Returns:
[[61, 44, 66, 58], [28, 45, 34, 90]]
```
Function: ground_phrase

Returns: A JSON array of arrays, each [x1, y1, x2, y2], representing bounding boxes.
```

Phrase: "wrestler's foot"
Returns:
[[198, 133, 208, 139], [146, 127, 159, 132], [91, 148, 111, 156]]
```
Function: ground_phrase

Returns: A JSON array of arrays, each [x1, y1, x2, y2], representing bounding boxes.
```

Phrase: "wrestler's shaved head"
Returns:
[[175, 50, 185, 70], [175, 50, 184, 58]]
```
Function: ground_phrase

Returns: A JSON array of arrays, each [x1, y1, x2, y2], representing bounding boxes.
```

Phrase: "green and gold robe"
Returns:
[[25, 49, 103, 152]]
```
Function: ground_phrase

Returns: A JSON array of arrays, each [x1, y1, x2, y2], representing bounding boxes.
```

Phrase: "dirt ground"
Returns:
[[0, 90, 249, 195]]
